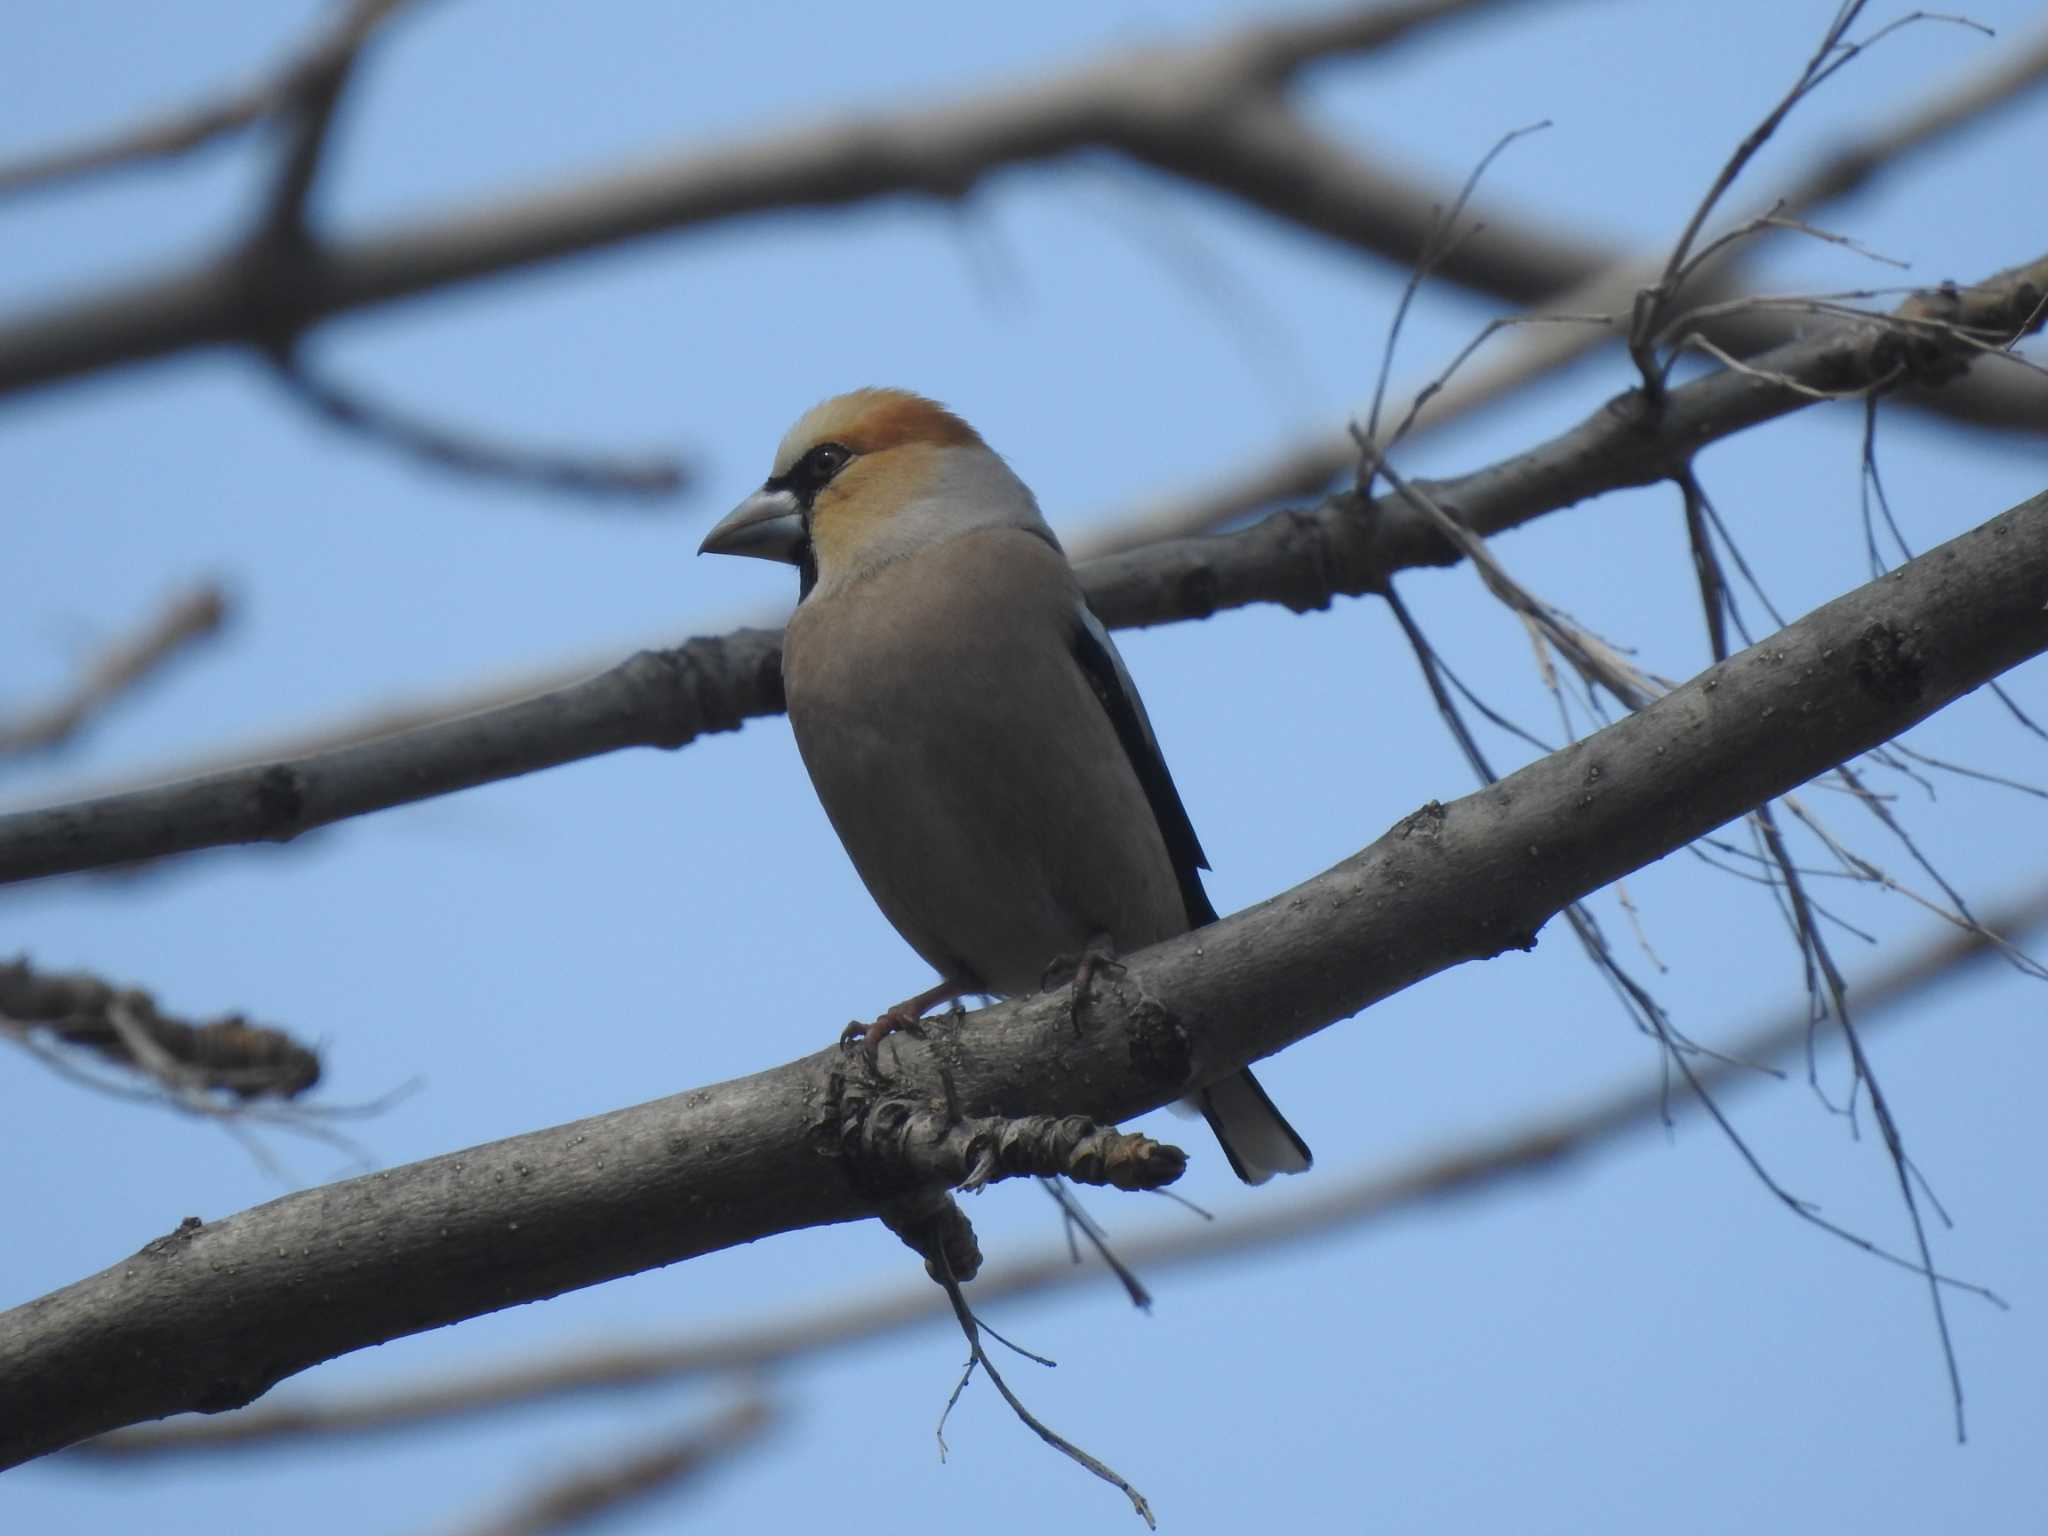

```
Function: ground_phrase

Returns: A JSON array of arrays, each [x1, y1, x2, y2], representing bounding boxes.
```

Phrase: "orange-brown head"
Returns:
[[700, 389, 1047, 597]]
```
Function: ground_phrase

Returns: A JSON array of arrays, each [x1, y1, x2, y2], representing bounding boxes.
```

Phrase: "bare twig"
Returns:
[[0, 0, 416, 198], [189, 0, 692, 498], [0, 583, 227, 757], [1367, 298, 2023, 1432], [933, 1249, 1155, 1528], [1039, 1178, 1153, 1311], [1630, 2, 1995, 391], [1359, 119, 1552, 480], [269, 358, 690, 498], [1070, 18, 2048, 560]]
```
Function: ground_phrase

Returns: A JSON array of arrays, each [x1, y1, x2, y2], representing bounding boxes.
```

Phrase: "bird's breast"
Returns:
[[780, 531, 1185, 994]]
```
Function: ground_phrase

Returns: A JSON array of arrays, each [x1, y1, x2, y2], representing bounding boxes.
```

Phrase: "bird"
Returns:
[[699, 387, 1311, 1184]]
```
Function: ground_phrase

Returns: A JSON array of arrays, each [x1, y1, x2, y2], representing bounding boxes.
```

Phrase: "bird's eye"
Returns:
[[804, 443, 851, 481]]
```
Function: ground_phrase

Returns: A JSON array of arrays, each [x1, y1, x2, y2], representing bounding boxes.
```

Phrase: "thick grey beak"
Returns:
[[699, 487, 806, 563]]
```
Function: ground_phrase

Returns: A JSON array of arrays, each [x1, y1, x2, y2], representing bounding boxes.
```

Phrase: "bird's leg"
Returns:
[[1044, 932, 1122, 1035], [842, 978, 964, 1068]]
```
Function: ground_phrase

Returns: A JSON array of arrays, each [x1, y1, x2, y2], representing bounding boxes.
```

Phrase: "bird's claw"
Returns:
[[1049, 934, 1122, 1035], [841, 1007, 923, 1070]]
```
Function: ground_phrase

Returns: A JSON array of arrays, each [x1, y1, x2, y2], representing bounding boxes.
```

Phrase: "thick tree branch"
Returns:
[[77, 878, 2048, 1458], [5, 258, 2038, 886], [5, 487, 2046, 1467]]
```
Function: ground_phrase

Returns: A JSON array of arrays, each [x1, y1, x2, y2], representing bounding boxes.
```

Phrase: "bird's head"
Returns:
[[699, 388, 1048, 598]]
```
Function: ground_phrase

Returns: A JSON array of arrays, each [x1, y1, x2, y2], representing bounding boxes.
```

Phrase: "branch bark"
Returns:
[[74, 879, 2048, 1459], [5, 485, 2046, 1468]]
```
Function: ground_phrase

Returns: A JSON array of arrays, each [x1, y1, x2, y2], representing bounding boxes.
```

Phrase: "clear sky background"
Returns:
[[4, 2, 2046, 1532]]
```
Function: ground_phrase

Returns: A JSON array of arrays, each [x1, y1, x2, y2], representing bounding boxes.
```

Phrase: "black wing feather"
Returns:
[[1068, 610, 1218, 929]]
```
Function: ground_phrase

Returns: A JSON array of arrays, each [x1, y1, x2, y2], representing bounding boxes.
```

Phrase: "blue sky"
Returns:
[[4, 3, 2046, 1532]]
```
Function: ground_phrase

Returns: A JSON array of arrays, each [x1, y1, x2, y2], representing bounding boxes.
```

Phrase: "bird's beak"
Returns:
[[699, 487, 806, 563]]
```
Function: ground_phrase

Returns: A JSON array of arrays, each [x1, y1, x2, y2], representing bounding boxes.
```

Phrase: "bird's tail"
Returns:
[[1197, 1068, 1313, 1185]]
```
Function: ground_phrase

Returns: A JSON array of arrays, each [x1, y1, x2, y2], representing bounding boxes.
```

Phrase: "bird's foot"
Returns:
[[1044, 934, 1122, 1035], [841, 979, 964, 1070], [840, 1009, 917, 1068]]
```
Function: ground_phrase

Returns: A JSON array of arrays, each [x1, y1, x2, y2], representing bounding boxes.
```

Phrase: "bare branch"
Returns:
[[17, 254, 2037, 889], [0, 629, 786, 884], [6, 488, 2046, 1467]]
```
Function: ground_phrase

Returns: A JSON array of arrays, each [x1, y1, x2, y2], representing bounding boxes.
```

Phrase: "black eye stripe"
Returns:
[[766, 441, 854, 508]]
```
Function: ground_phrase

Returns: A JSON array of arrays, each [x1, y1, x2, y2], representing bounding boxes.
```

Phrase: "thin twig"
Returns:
[[0, 0, 416, 198], [270, 357, 690, 499], [1359, 120, 1552, 485], [1038, 1178, 1152, 1311], [1631, 2, 1992, 390], [0, 583, 227, 757], [933, 1249, 1155, 1528]]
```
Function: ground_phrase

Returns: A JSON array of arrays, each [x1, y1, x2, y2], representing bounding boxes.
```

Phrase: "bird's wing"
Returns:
[[1068, 601, 1218, 928]]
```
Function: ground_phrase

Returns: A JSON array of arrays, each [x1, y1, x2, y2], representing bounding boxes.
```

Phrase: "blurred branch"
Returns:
[[0, 0, 415, 198], [0, 0, 1539, 399], [0, 582, 226, 757], [11, 0, 2043, 447], [0, 955, 320, 1099], [438, 1398, 773, 1536], [79, 879, 2048, 1457], [268, 358, 690, 497], [0, 0, 684, 497], [0, 3, 2034, 512], [6, 489, 2047, 1467], [5, 257, 2038, 886], [253, 0, 381, 253]]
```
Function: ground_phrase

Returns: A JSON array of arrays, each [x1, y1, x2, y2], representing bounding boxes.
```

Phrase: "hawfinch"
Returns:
[[700, 388, 1311, 1185]]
